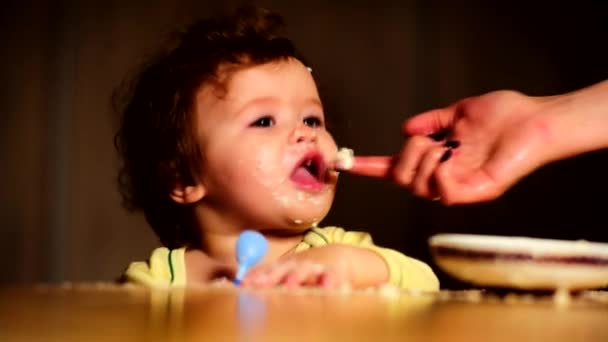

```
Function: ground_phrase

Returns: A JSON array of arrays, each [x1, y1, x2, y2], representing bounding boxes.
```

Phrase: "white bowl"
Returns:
[[429, 234, 608, 290]]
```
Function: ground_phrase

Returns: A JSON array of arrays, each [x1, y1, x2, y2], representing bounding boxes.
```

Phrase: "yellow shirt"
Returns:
[[124, 226, 439, 291]]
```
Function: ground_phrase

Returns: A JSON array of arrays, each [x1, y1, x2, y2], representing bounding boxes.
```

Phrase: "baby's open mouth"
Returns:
[[290, 152, 327, 191]]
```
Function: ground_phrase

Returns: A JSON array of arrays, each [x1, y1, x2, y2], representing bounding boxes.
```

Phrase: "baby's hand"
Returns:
[[241, 260, 347, 289]]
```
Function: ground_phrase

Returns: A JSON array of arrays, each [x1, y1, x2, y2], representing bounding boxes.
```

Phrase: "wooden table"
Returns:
[[1, 283, 607, 341]]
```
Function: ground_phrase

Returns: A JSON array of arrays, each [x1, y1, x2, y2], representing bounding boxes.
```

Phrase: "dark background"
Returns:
[[1, 0, 607, 288]]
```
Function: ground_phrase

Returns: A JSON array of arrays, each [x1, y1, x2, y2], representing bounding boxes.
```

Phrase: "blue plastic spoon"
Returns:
[[234, 230, 268, 285]]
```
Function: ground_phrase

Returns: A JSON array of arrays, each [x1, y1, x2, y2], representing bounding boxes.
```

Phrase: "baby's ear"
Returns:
[[170, 183, 205, 204]]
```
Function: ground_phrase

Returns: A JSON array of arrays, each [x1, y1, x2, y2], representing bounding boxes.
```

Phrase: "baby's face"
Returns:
[[193, 58, 338, 231]]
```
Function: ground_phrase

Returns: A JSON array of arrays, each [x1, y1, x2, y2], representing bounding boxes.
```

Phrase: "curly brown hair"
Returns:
[[113, 7, 309, 248]]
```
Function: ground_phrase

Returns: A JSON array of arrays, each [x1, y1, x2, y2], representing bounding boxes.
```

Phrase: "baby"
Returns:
[[115, 6, 438, 291]]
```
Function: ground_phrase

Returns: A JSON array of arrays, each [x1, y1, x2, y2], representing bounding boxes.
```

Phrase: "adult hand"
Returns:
[[343, 80, 608, 204], [396, 90, 551, 204]]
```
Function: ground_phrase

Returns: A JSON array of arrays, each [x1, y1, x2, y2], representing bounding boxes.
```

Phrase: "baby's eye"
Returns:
[[250, 116, 275, 127], [303, 116, 323, 128]]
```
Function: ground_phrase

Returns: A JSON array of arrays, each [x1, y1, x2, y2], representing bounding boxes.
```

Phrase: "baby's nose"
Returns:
[[290, 125, 317, 144]]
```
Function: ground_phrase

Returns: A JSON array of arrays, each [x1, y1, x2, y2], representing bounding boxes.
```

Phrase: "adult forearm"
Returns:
[[544, 79, 608, 162]]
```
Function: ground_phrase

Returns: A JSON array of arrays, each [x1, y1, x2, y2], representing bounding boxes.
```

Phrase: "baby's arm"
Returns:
[[307, 227, 439, 291], [293, 244, 389, 288], [241, 245, 384, 289], [361, 244, 439, 291], [243, 227, 439, 291]]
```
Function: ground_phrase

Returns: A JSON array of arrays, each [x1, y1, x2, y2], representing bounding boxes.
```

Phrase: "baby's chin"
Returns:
[[285, 217, 323, 231], [280, 204, 330, 228], [256, 221, 316, 236], [260, 190, 333, 229], [288, 207, 332, 230], [250, 206, 329, 233]]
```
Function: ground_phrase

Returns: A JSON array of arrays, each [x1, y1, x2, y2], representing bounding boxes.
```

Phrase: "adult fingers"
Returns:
[[411, 146, 450, 198], [392, 135, 441, 188]]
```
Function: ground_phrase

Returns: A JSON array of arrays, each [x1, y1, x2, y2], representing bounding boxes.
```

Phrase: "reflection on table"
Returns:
[[1, 283, 607, 341]]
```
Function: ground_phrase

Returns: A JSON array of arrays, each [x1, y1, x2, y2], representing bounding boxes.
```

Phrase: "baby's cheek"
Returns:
[[251, 147, 288, 187], [320, 132, 338, 153]]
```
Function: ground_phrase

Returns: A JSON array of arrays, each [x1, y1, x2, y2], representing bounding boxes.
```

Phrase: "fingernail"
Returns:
[[440, 149, 452, 163], [444, 140, 460, 149], [428, 129, 449, 141]]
